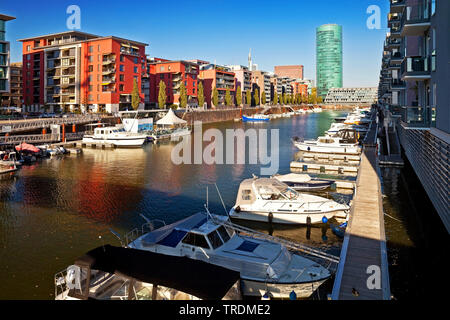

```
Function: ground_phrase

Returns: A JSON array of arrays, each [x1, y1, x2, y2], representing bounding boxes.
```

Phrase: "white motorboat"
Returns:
[[312, 107, 323, 113], [292, 131, 362, 155], [273, 173, 335, 191], [229, 177, 349, 225], [127, 211, 333, 299], [326, 123, 368, 136], [242, 114, 270, 122], [83, 126, 147, 148]]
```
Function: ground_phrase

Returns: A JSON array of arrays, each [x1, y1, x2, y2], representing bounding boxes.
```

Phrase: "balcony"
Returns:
[[390, 51, 403, 64], [390, 79, 406, 90], [400, 1, 432, 36], [401, 56, 431, 80], [388, 13, 401, 26], [386, 37, 402, 49], [120, 94, 131, 103], [401, 106, 435, 128], [102, 55, 116, 65], [390, 0, 406, 14]]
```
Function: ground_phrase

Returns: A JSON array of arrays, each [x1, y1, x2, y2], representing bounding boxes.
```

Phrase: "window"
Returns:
[[431, 0, 436, 15], [98, 45, 101, 51], [242, 190, 252, 201], [88, 46, 93, 53], [134, 66, 138, 73], [160, 74, 164, 79], [120, 65, 124, 72], [160, 66, 164, 72], [88, 65, 93, 72], [88, 85, 93, 91], [193, 88, 196, 94], [120, 55, 124, 62], [134, 57, 138, 64], [97, 64, 101, 72], [217, 226, 230, 243], [88, 94, 93, 101], [120, 74, 124, 82], [98, 54, 101, 62], [88, 56, 93, 63], [27, 45, 31, 52], [119, 84, 124, 91], [182, 233, 210, 249], [207, 231, 223, 249], [88, 75, 93, 82]]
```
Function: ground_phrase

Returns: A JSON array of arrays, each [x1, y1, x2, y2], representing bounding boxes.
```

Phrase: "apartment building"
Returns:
[[379, 0, 450, 232], [148, 60, 199, 107], [251, 70, 271, 105], [0, 14, 15, 96], [325, 87, 378, 105], [292, 82, 308, 98], [199, 64, 235, 108], [227, 65, 251, 105], [20, 31, 148, 113], [274, 65, 304, 80], [1, 62, 22, 107], [270, 75, 283, 102]]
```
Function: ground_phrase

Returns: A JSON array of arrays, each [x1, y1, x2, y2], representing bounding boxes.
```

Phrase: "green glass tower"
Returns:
[[316, 24, 343, 98]]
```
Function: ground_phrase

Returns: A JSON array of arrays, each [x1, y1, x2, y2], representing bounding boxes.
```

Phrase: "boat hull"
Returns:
[[294, 142, 361, 155], [83, 137, 146, 147], [229, 208, 344, 225], [242, 115, 270, 122]]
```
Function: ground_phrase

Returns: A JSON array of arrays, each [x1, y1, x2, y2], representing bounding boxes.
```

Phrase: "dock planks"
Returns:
[[331, 147, 390, 300]]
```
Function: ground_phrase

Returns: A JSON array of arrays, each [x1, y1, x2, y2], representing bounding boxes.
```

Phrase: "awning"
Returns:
[[15, 143, 40, 153], [156, 109, 187, 125]]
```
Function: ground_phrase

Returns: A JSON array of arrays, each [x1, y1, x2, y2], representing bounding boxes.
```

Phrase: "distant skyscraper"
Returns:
[[316, 24, 343, 98]]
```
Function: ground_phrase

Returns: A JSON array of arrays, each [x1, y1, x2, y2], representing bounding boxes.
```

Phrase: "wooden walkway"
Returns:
[[331, 147, 390, 300]]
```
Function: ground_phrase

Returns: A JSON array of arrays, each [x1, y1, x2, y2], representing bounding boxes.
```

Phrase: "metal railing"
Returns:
[[400, 1, 432, 29], [401, 106, 436, 128], [401, 56, 431, 76], [0, 115, 104, 134]]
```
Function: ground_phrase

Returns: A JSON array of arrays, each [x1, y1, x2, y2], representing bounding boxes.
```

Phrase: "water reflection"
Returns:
[[0, 112, 347, 299]]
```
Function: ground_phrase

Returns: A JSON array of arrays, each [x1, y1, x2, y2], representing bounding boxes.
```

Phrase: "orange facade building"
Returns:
[[199, 65, 235, 108], [20, 31, 147, 113], [274, 65, 304, 80]]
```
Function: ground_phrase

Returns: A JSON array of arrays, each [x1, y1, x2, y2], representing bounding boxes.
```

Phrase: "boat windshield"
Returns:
[[207, 230, 224, 250]]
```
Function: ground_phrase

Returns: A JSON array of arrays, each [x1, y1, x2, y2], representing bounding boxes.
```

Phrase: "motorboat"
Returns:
[[326, 123, 368, 136], [83, 126, 147, 147], [55, 245, 241, 300], [148, 127, 192, 142], [312, 107, 323, 113], [229, 177, 349, 225], [292, 130, 362, 155], [0, 151, 23, 167], [127, 211, 333, 299], [273, 173, 335, 191], [242, 114, 270, 122]]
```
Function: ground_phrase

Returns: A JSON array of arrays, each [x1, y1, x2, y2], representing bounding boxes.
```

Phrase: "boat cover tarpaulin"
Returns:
[[75, 245, 240, 300], [15, 143, 40, 153]]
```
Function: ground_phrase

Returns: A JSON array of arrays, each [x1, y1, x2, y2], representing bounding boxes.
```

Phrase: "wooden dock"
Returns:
[[331, 146, 390, 300]]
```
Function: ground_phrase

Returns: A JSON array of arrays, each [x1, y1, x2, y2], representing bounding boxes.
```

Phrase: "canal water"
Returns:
[[0, 110, 446, 299]]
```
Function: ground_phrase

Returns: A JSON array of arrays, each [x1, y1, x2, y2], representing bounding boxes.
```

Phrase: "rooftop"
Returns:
[[0, 14, 16, 22]]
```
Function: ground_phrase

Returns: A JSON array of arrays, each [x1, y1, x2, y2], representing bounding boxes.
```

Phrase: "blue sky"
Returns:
[[2, 0, 389, 87]]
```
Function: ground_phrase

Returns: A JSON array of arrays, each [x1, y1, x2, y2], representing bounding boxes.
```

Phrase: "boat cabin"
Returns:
[[235, 178, 298, 207]]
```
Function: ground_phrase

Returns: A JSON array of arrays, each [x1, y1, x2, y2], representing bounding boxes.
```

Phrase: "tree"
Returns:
[[246, 90, 251, 106], [282, 93, 287, 105], [225, 90, 232, 107], [212, 87, 219, 107], [302, 93, 308, 104], [311, 87, 318, 105], [254, 88, 260, 106], [317, 96, 323, 104], [198, 81, 205, 108], [179, 82, 187, 109], [236, 85, 242, 107], [261, 91, 266, 105], [273, 92, 278, 105], [158, 80, 167, 109], [131, 78, 140, 110]]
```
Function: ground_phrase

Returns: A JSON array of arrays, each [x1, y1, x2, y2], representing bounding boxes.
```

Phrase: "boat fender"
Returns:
[[261, 292, 271, 300], [306, 217, 312, 226], [322, 216, 328, 224], [235, 206, 241, 213], [289, 291, 297, 300], [268, 212, 273, 224], [307, 147, 311, 151]]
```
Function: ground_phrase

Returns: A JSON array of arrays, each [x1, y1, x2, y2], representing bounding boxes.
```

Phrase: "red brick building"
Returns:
[[292, 82, 308, 97], [148, 60, 199, 107], [19, 31, 147, 113]]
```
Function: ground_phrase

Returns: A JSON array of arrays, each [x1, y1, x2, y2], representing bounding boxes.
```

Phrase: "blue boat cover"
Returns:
[[236, 240, 259, 252], [157, 229, 187, 248]]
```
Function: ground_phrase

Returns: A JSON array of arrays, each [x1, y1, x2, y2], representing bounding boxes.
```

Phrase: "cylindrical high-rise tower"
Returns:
[[316, 24, 343, 98]]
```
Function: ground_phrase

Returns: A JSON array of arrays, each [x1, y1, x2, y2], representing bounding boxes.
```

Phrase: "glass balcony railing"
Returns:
[[401, 56, 431, 77], [400, 1, 432, 34], [401, 106, 436, 128]]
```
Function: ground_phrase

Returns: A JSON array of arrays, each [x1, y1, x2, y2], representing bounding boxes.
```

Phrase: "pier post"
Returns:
[[72, 124, 76, 133], [62, 124, 66, 142]]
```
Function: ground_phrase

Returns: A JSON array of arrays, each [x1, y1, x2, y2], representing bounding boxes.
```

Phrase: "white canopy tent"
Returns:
[[156, 109, 187, 126]]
